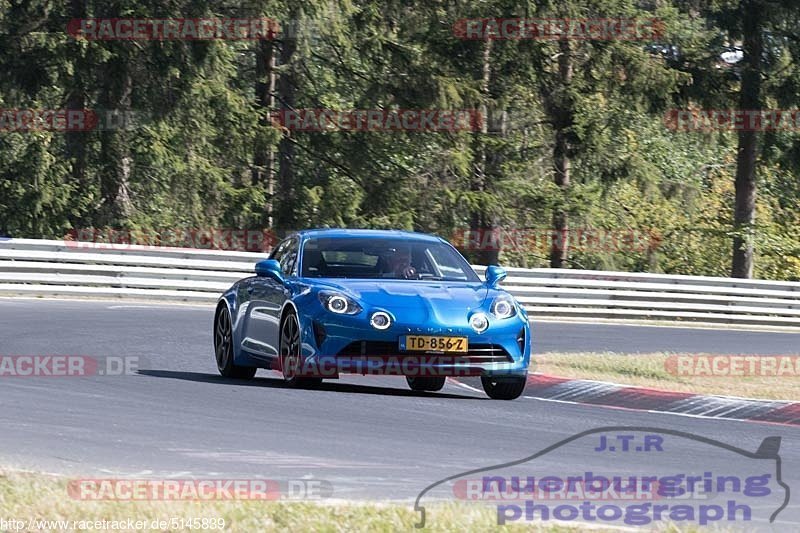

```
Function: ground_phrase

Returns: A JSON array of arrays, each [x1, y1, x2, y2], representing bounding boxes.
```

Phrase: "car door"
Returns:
[[241, 237, 298, 361]]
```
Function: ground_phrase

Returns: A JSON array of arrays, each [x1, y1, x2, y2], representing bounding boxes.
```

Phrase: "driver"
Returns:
[[383, 246, 416, 279]]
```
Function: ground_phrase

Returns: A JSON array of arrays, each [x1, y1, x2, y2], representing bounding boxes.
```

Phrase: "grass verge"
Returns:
[[0, 470, 722, 532], [532, 352, 798, 401]]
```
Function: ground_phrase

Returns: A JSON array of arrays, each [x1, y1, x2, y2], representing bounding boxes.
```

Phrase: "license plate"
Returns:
[[400, 335, 468, 353]]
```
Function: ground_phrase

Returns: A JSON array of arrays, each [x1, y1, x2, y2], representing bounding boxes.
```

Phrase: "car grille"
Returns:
[[336, 341, 513, 363]]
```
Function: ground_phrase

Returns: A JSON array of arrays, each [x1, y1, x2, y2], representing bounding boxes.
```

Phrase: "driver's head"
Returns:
[[386, 246, 411, 271]]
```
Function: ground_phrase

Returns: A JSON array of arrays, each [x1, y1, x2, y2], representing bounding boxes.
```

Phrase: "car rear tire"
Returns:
[[406, 376, 446, 392], [214, 305, 257, 379], [481, 375, 526, 400], [279, 311, 323, 388]]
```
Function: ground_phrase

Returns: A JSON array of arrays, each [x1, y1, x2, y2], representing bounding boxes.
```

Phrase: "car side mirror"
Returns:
[[255, 259, 284, 283], [485, 265, 507, 288]]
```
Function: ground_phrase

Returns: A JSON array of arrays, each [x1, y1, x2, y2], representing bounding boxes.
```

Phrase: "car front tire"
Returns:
[[279, 310, 322, 388], [481, 375, 526, 400]]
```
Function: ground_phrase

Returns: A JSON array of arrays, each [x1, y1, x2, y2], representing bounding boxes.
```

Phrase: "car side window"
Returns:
[[279, 238, 299, 276], [270, 238, 289, 263]]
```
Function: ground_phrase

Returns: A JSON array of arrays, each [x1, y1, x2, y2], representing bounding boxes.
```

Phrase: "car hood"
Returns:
[[309, 279, 491, 317]]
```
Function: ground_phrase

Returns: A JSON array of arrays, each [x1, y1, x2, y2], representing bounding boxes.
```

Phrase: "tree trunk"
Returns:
[[65, 0, 88, 225], [253, 39, 276, 227], [468, 39, 500, 265], [98, 59, 133, 227], [274, 10, 300, 235], [731, 0, 763, 279], [549, 38, 573, 268]]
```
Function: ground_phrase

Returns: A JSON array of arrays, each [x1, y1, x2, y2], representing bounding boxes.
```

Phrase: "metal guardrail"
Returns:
[[1, 238, 799, 327]]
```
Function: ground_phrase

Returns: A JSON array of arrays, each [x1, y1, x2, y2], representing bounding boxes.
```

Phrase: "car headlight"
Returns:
[[318, 291, 362, 315], [370, 311, 392, 330], [470, 312, 489, 333], [490, 295, 517, 319]]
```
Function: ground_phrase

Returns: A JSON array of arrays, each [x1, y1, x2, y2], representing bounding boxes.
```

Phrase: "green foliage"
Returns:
[[0, 0, 798, 279]]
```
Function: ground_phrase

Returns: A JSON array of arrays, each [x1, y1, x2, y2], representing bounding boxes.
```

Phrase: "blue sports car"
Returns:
[[213, 229, 530, 399]]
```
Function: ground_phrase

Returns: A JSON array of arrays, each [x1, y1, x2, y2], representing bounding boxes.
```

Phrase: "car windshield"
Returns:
[[301, 237, 480, 282]]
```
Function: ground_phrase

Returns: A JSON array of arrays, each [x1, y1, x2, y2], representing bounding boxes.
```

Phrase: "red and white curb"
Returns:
[[452, 374, 800, 426]]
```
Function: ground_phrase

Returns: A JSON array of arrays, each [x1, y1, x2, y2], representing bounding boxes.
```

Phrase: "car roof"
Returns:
[[294, 228, 444, 243]]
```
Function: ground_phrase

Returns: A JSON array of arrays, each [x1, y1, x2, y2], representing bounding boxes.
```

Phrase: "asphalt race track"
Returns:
[[1, 299, 799, 529]]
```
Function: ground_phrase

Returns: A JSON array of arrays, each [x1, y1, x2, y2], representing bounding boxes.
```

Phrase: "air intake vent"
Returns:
[[313, 321, 327, 348]]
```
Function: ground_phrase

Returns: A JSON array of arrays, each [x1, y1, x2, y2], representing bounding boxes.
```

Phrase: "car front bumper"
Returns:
[[296, 309, 531, 378]]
